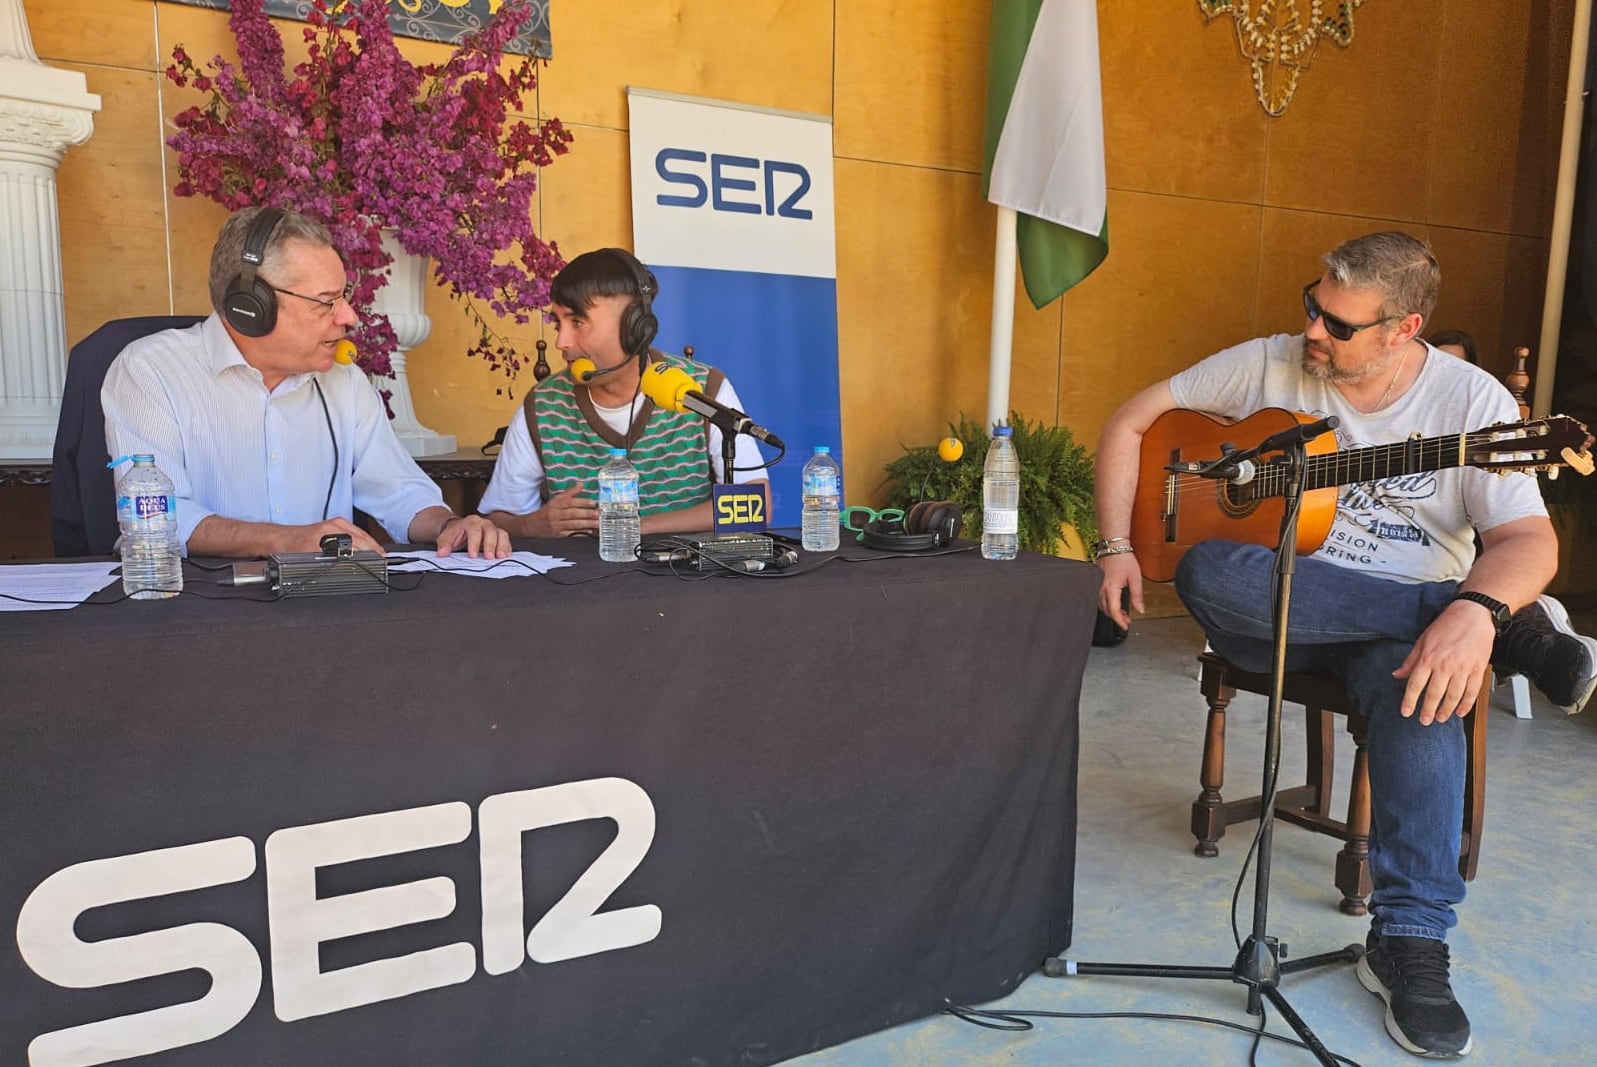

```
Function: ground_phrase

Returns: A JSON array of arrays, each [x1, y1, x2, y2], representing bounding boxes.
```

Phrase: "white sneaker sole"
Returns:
[[1356, 954, 1474, 1058], [1536, 595, 1597, 713]]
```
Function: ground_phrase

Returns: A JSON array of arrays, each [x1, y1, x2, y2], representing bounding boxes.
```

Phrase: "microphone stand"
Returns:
[[1043, 431, 1357, 1067]]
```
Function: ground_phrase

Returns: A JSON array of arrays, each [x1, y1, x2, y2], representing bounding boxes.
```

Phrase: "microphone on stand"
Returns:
[[1169, 416, 1339, 482], [639, 363, 785, 449]]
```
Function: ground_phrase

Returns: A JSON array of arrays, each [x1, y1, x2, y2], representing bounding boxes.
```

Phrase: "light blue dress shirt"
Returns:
[[102, 315, 444, 548]]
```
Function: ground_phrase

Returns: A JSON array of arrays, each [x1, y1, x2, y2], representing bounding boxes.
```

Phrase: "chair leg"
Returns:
[[1335, 715, 1372, 916], [1192, 674, 1234, 857]]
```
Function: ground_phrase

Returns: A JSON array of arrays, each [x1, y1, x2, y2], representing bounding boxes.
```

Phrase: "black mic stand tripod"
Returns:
[[1043, 424, 1358, 1066]]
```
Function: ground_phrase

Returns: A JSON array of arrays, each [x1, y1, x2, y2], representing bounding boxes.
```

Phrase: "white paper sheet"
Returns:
[[0, 562, 123, 611]]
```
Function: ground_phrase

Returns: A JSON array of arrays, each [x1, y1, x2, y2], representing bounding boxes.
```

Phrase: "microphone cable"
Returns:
[[312, 378, 338, 522]]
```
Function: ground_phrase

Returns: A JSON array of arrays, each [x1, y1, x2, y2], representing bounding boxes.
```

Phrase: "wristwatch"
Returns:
[[1454, 591, 1511, 632]]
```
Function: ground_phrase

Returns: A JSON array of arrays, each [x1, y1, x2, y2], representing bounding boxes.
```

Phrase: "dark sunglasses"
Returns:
[[1301, 281, 1398, 342]]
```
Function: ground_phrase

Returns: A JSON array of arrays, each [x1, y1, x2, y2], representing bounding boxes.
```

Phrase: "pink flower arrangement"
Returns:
[[166, 0, 572, 386]]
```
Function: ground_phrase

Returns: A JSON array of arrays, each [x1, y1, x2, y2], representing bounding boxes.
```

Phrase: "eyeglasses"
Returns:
[[1301, 281, 1398, 342], [268, 281, 355, 315]]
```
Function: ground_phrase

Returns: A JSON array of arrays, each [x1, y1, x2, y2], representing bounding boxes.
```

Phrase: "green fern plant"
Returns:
[[880, 411, 1098, 554]]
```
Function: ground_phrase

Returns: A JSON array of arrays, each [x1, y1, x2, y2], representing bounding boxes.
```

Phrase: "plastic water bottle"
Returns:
[[597, 448, 641, 562], [114, 454, 183, 598], [982, 426, 1020, 560], [801, 446, 841, 551]]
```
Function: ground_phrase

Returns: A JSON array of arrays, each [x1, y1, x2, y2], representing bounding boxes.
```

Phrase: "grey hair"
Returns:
[[208, 206, 337, 313], [1321, 231, 1440, 327]]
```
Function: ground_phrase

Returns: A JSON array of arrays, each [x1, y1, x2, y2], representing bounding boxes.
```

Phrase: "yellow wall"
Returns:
[[23, 0, 1574, 508]]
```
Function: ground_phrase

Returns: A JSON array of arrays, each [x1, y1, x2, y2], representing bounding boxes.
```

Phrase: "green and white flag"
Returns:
[[983, 0, 1109, 309]]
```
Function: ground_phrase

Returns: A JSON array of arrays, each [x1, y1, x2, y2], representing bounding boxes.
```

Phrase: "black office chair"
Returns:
[[51, 316, 204, 557]]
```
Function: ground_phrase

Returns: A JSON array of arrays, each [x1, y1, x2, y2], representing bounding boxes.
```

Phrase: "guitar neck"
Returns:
[[1261, 432, 1470, 496]]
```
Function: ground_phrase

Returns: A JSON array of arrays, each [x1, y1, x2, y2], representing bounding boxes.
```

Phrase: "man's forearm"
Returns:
[[485, 509, 547, 538], [187, 515, 299, 558], [406, 505, 457, 544]]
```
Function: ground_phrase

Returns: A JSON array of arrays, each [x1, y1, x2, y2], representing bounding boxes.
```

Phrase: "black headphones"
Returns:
[[606, 247, 659, 358], [222, 207, 285, 337], [860, 500, 964, 552]]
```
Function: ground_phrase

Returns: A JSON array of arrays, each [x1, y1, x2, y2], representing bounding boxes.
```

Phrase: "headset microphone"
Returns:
[[567, 356, 632, 384], [333, 339, 358, 365]]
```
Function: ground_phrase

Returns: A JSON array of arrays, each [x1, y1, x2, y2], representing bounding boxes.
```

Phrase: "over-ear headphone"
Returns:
[[860, 500, 963, 552], [222, 207, 285, 338], [607, 247, 659, 358]]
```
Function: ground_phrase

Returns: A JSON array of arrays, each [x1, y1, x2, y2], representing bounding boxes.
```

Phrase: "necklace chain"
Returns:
[[1372, 342, 1411, 412]]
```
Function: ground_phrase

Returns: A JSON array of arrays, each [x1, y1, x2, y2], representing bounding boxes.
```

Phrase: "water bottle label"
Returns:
[[117, 493, 173, 520], [598, 479, 639, 505], [983, 507, 1019, 534], [803, 470, 838, 497]]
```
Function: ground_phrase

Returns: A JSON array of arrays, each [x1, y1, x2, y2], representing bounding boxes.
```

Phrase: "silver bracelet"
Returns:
[[1095, 543, 1135, 559]]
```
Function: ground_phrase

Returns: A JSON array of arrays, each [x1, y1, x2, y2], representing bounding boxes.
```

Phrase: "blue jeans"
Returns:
[[1175, 540, 1466, 941]]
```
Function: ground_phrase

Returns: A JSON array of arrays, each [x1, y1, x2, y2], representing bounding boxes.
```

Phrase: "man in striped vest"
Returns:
[[478, 249, 768, 537]]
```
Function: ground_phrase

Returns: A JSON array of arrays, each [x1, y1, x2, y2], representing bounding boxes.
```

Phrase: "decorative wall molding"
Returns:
[[1199, 0, 1366, 117]]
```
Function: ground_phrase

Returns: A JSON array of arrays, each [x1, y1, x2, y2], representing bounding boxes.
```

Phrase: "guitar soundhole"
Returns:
[[1217, 481, 1262, 520]]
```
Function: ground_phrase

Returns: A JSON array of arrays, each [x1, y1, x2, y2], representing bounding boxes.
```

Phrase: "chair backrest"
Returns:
[[51, 316, 204, 557]]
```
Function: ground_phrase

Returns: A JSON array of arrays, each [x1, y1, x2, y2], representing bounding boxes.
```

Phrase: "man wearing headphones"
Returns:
[[478, 248, 767, 537], [102, 206, 509, 559]]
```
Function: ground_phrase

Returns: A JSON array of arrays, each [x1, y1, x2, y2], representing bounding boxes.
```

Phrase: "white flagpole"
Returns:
[[988, 206, 1018, 430], [1535, 0, 1591, 417]]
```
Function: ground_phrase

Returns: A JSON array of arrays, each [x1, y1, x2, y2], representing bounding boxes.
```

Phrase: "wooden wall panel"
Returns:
[[1263, 3, 1443, 222], [834, 0, 989, 171], [1427, 226, 1552, 381], [1428, 0, 1570, 236], [539, 1, 833, 132], [834, 158, 1005, 502], [1059, 190, 1263, 451], [55, 65, 173, 348], [1098, 0, 1269, 204], [23, 0, 154, 71]]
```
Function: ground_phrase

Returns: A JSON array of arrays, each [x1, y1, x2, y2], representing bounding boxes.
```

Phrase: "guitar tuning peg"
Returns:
[[1561, 447, 1595, 477]]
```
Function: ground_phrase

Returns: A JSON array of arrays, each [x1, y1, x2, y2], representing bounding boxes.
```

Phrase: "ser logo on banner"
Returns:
[[16, 778, 660, 1067], [655, 149, 813, 219]]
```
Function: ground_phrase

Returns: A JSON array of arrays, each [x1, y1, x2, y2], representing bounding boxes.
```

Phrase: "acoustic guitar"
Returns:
[[1130, 407, 1595, 582]]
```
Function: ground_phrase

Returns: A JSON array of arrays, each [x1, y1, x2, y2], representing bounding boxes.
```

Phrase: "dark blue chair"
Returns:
[[51, 316, 203, 557]]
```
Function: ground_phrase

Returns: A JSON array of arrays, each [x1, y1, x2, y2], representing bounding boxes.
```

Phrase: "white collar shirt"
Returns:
[[102, 314, 444, 549]]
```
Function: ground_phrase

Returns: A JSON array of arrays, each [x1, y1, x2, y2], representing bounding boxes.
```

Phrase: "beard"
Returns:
[[1300, 338, 1396, 386]]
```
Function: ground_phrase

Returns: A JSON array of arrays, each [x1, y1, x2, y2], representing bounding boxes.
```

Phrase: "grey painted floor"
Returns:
[[788, 612, 1597, 1067]]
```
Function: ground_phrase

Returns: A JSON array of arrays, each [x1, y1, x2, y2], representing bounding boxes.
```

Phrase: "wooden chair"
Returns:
[[1190, 652, 1488, 915]]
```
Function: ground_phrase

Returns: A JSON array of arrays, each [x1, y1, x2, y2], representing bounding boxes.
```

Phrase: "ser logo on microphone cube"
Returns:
[[713, 484, 768, 533]]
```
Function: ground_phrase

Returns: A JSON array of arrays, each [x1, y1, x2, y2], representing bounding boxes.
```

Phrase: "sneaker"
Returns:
[[1493, 595, 1597, 713], [1357, 932, 1472, 1058]]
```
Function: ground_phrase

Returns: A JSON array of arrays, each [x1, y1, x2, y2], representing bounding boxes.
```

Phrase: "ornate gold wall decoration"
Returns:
[[1199, 1, 1365, 117]]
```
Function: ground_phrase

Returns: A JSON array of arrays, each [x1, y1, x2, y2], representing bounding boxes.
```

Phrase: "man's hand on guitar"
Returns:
[[1098, 553, 1143, 629], [1392, 603, 1496, 725]]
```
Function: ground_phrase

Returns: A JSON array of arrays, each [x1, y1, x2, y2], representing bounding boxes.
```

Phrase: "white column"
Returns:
[[0, 0, 100, 458], [372, 230, 455, 457]]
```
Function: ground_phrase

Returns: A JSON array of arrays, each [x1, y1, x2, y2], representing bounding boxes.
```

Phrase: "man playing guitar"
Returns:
[[1093, 232, 1584, 1059]]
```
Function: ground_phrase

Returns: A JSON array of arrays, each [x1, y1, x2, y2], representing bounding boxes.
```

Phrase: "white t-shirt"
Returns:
[[1168, 334, 1547, 584]]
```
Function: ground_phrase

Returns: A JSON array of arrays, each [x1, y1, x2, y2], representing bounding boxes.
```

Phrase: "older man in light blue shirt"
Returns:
[[103, 206, 508, 559]]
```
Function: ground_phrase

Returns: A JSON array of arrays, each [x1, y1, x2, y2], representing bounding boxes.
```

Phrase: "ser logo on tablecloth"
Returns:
[[15, 778, 660, 1067]]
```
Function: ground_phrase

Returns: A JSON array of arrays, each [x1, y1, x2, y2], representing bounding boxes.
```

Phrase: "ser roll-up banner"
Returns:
[[627, 88, 842, 529]]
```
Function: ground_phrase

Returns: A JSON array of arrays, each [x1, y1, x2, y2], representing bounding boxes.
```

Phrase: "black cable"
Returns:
[[312, 378, 338, 522], [943, 1002, 1365, 1067]]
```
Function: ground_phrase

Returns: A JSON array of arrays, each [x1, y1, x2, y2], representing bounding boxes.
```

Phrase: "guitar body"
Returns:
[[1132, 408, 1340, 582]]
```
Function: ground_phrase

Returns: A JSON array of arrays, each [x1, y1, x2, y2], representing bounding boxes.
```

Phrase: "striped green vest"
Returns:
[[523, 351, 722, 516]]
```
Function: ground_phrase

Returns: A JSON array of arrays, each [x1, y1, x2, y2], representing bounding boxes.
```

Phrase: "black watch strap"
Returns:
[[1454, 590, 1511, 632]]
